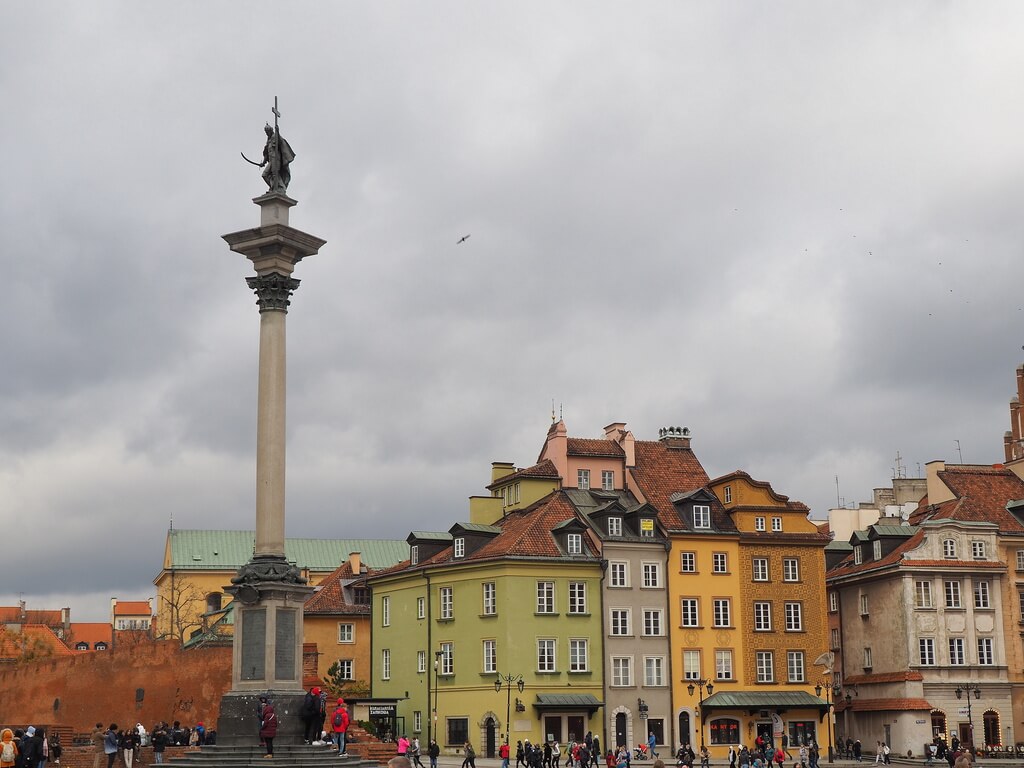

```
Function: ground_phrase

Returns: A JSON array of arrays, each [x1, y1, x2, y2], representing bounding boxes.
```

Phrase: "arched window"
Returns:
[[206, 592, 223, 613], [983, 710, 1000, 746], [931, 710, 947, 739], [710, 718, 740, 745], [943, 539, 957, 559], [679, 712, 691, 747]]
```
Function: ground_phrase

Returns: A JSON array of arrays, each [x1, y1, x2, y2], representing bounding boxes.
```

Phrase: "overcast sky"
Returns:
[[3, 3, 1023, 622]]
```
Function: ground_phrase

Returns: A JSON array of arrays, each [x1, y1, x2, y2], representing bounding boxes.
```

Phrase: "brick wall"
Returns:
[[0, 639, 231, 733], [46, 745, 201, 768]]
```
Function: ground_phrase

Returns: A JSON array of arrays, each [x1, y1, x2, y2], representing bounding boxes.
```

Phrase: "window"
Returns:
[[644, 656, 665, 686], [753, 558, 769, 582], [611, 608, 632, 636], [483, 640, 497, 673], [755, 516, 766, 532], [712, 553, 728, 573], [978, 637, 994, 665], [713, 599, 731, 628], [945, 581, 962, 609], [418, 650, 426, 673], [919, 638, 935, 666], [75, 642, 88, 651], [859, 594, 869, 616], [381, 649, 391, 680], [723, 486, 732, 503], [828, 591, 838, 612], [567, 533, 582, 555], [771, 517, 783, 532], [602, 470, 615, 491], [440, 586, 453, 619], [482, 582, 496, 616], [447, 718, 469, 748], [338, 623, 354, 643], [611, 656, 633, 686], [382, 596, 390, 627], [680, 552, 696, 572], [949, 637, 965, 665], [353, 587, 370, 605], [411, 545, 419, 565], [454, 537, 465, 559], [578, 469, 590, 490], [863, 647, 872, 669], [915, 581, 933, 609], [1017, 550, 1024, 571], [756, 651, 774, 682], [640, 519, 655, 537], [338, 659, 354, 680], [569, 581, 587, 614], [610, 561, 628, 587], [783, 558, 800, 582], [715, 649, 733, 680], [872, 540, 882, 560], [830, 628, 840, 649], [439, 642, 453, 675], [643, 562, 662, 588], [683, 649, 701, 680], [853, 546, 863, 565], [943, 539, 957, 558], [570, 639, 589, 672], [537, 581, 555, 613], [974, 581, 991, 609], [785, 602, 803, 631], [95, 642, 108, 651], [710, 719, 741, 746], [608, 517, 623, 536], [693, 505, 711, 529], [787, 651, 805, 682], [643, 609, 664, 636], [680, 599, 699, 627], [414, 711, 422, 733], [972, 541, 986, 560], [754, 601, 772, 631], [417, 596, 426, 619]]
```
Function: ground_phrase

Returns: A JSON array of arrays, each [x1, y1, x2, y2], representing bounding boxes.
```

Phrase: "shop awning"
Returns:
[[532, 694, 604, 715], [701, 691, 828, 719]]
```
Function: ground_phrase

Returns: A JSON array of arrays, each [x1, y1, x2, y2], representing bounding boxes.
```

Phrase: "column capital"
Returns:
[[246, 272, 300, 312]]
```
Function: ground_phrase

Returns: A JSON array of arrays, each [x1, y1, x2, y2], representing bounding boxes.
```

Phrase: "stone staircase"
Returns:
[[344, 725, 397, 766], [166, 744, 380, 768]]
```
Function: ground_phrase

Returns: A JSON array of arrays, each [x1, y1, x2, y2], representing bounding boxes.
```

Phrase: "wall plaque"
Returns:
[[242, 609, 267, 681]]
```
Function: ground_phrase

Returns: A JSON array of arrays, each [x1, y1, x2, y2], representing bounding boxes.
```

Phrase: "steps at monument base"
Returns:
[[165, 745, 380, 768]]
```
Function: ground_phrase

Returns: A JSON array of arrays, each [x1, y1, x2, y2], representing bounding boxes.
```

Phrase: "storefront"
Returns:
[[696, 691, 828, 754]]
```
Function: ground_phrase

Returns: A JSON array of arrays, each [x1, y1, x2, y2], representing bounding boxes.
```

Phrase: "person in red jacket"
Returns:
[[259, 704, 278, 758], [332, 699, 351, 757]]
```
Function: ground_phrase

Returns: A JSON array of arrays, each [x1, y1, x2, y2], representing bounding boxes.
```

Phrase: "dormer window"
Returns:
[[771, 517, 783, 532], [96, 642, 108, 651], [872, 540, 881, 560], [411, 545, 419, 565], [640, 518, 655, 537], [454, 537, 465, 559], [755, 517, 766, 532], [578, 469, 590, 490], [608, 517, 622, 537], [75, 642, 89, 651], [854, 547, 863, 565], [693, 505, 711, 529], [972, 541, 986, 560], [567, 533, 583, 554], [943, 539, 957, 559], [723, 485, 732, 503]]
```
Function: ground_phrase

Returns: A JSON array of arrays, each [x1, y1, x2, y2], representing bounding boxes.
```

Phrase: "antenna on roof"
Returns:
[[955, 439, 964, 463], [893, 450, 906, 479], [560, 403, 563, 420], [169, 513, 174, 532], [835, 475, 841, 509], [551, 399, 556, 424]]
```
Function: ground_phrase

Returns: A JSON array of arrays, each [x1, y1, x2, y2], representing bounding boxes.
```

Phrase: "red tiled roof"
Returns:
[[487, 459, 561, 489], [933, 465, 1024, 531], [68, 622, 113, 649], [566, 438, 624, 458], [113, 601, 152, 616], [630, 441, 711, 529], [305, 560, 373, 615], [0, 625, 74, 659], [0, 607, 63, 624], [827, 528, 926, 578]]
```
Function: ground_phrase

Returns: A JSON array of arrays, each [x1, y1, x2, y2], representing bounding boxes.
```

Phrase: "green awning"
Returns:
[[533, 694, 604, 715], [702, 691, 827, 712]]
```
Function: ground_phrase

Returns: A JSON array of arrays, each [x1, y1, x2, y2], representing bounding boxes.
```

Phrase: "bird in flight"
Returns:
[[457, 234, 471, 244]]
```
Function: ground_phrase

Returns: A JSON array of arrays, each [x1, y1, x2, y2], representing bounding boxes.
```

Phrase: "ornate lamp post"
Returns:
[[814, 681, 834, 763], [496, 673, 525, 745], [834, 683, 857, 755], [687, 679, 714, 750], [954, 684, 981, 749], [434, 651, 444, 746]]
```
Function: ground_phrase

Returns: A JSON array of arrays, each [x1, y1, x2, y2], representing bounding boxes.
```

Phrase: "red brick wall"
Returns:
[[48, 745, 200, 768], [0, 639, 231, 733]]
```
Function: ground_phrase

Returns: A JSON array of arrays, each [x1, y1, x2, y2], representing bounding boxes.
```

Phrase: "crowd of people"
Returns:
[[0, 726, 62, 768]]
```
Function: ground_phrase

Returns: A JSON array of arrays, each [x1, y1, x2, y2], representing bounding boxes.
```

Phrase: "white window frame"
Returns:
[[440, 586, 453, 620], [755, 516, 766, 532], [949, 637, 966, 665], [872, 540, 882, 560], [454, 537, 465, 559], [680, 552, 696, 573], [578, 469, 590, 490], [338, 623, 354, 644], [771, 517, 783, 532], [680, 598, 699, 627], [943, 539, 957, 559], [723, 485, 732, 503], [715, 649, 733, 680], [754, 601, 772, 631], [972, 541, 986, 560], [753, 558, 769, 582], [644, 655, 665, 686], [859, 593, 869, 616], [978, 637, 994, 665], [608, 516, 623, 537], [482, 582, 496, 616], [568, 581, 587, 614], [693, 505, 711, 529], [483, 639, 497, 674], [537, 638, 556, 672], [783, 558, 799, 582], [439, 642, 453, 676], [863, 646, 872, 668], [382, 596, 390, 627], [915, 581, 933, 609], [683, 649, 701, 680], [854, 547, 863, 565], [418, 650, 426, 673], [787, 651, 805, 683], [610, 608, 632, 636], [974, 580, 991, 609], [567, 533, 582, 555], [602, 470, 614, 491], [417, 596, 426, 619], [785, 602, 803, 631], [537, 581, 555, 613], [945, 580, 962, 609], [414, 711, 422, 733], [756, 651, 774, 682], [712, 553, 728, 574], [382, 648, 391, 680], [609, 561, 628, 587], [919, 638, 935, 666], [642, 562, 662, 588], [338, 659, 354, 680], [828, 591, 838, 612], [1017, 550, 1024, 570], [569, 638, 589, 672], [611, 656, 633, 687], [643, 608, 664, 636], [713, 599, 731, 628], [411, 545, 419, 565]]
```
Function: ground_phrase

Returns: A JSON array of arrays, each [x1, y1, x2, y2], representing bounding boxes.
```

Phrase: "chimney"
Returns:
[[491, 462, 516, 483], [348, 551, 362, 574], [18, 600, 26, 621], [110, 597, 117, 625], [658, 426, 692, 450], [605, 422, 635, 467]]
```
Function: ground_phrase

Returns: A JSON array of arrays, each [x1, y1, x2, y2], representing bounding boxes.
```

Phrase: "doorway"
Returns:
[[485, 718, 497, 758], [616, 713, 628, 749], [678, 713, 691, 748]]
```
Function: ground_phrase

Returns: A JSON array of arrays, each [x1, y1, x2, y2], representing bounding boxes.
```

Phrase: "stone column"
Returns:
[[217, 192, 326, 745]]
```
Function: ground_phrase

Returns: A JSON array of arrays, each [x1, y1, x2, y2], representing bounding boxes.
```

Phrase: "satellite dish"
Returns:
[[813, 651, 835, 673]]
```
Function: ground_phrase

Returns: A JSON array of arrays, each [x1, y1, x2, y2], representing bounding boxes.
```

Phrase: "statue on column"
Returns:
[[242, 98, 295, 194]]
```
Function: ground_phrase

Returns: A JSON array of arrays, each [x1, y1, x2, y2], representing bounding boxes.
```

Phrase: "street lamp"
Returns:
[[496, 673, 525, 746], [814, 681, 834, 764], [954, 684, 981, 749], [434, 651, 444, 746], [834, 683, 857, 755], [686, 678, 714, 750]]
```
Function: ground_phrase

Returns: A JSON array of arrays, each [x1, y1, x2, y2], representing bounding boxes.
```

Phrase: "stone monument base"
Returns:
[[216, 690, 310, 746]]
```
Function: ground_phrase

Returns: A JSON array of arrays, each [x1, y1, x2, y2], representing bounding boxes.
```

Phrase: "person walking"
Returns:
[[462, 742, 477, 768], [259, 703, 278, 758], [649, 735, 659, 760], [501, 741, 511, 768], [428, 740, 440, 768], [331, 699, 351, 757]]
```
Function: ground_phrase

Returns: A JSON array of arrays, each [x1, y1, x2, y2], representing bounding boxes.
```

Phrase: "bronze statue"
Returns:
[[242, 98, 295, 194]]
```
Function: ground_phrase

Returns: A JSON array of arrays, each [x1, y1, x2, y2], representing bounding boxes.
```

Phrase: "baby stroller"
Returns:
[[634, 745, 650, 761]]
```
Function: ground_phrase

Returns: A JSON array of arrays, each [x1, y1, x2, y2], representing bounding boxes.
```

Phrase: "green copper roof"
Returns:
[[167, 530, 407, 570], [451, 522, 503, 534], [534, 694, 604, 709], [871, 525, 917, 537], [702, 691, 825, 709], [825, 541, 853, 552], [409, 531, 454, 542]]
